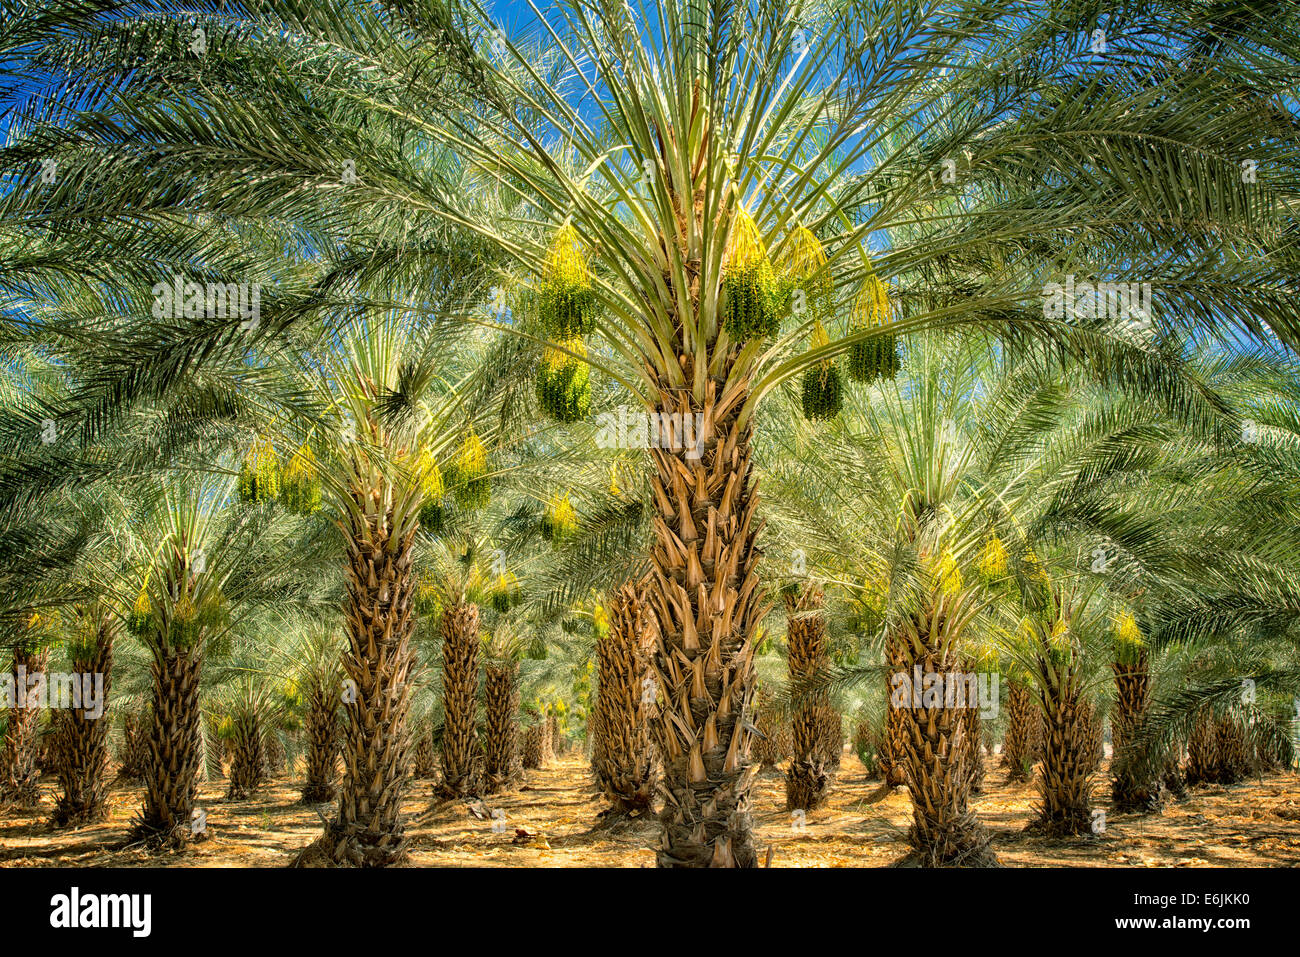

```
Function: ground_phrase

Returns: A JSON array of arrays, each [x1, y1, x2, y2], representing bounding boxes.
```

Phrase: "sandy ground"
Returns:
[[2, 753, 1297, 867]]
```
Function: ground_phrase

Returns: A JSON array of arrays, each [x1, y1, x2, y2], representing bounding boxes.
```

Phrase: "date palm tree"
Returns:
[[8, 0, 1300, 868]]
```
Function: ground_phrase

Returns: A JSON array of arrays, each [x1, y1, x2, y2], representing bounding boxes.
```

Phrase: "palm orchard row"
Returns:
[[2, 0, 1300, 867]]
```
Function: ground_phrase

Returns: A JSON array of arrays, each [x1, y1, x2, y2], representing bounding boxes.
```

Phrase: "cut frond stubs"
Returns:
[[537, 222, 597, 339], [416, 448, 446, 532], [280, 444, 322, 515], [536, 338, 592, 423], [541, 491, 579, 543], [848, 272, 901, 384], [452, 431, 490, 511], [722, 209, 780, 341], [800, 320, 843, 420], [238, 438, 280, 504]]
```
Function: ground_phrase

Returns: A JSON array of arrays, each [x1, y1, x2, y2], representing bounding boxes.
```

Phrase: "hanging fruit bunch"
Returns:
[[280, 443, 322, 515], [721, 208, 780, 341], [847, 267, 901, 383], [540, 491, 578, 543], [800, 319, 844, 420], [535, 338, 592, 422], [977, 532, 1009, 586], [536, 222, 598, 339], [415, 448, 446, 532], [1019, 547, 1053, 607], [489, 571, 522, 613], [126, 584, 153, 637], [780, 225, 834, 322], [451, 430, 490, 511], [934, 548, 964, 596], [1113, 610, 1146, 666], [238, 438, 281, 504]]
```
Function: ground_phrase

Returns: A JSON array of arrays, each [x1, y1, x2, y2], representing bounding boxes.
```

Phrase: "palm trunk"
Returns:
[[1186, 707, 1218, 785], [1, 646, 50, 810], [483, 661, 521, 794], [523, 722, 546, 769], [893, 597, 995, 866], [548, 712, 563, 756], [881, 631, 909, 787], [301, 676, 341, 803], [645, 374, 768, 868], [964, 700, 985, 794], [438, 601, 480, 798], [119, 712, 146, 781], [51, 621, 116, 826], [816, 704, 844, 773], [1083, 701, 1105, 773], [1110, 649, 1162, 810], [226, 711, 266, 800], [136, 647, 203, 845], [1001, 679, 1037, 782], [1033, 650, 1093, 836], [300, 501, 417, 867], [785, 583, 832, 812], [412, 721, 438, 780], [1216, 710, 1252, 783], [592, 580, 657, 816], [751, 685, 788, 770]]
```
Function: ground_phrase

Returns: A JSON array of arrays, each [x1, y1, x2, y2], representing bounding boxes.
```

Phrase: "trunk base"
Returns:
[[291, 822, 407, 868]]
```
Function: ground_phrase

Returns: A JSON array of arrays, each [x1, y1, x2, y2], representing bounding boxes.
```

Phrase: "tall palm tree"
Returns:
[[8, 0, 1300, 868]]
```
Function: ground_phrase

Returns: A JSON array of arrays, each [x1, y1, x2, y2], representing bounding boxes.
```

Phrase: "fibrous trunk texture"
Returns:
[[300, 500, 417, 867], [1033, 653, 1093, 837], [964, 700, 985, 794], [816, 704, 844, 772], [785, 583, 832, 812], [592, 580, 657, 816], [119, 712, 146, 781], [226, 711, 267, 801], [1110, 650, 1163, 811], [1185, 707, 1219, 785], [751, 686, 789, 770], [412, 723, 438, 780], [1083, 701, 1105, 773], [52, 623, 116, 826], [439, 601, 480, 798], [301, 676, 341, 803], [645, 370, 767, 869], [1002, 681, 1038, 782], [880, 632, 908, 787], [1215, 711, 1253, 783], [522, 723, 546, 769], [483, 662, 522, 794], [136, 648, 203, 846], [892, 596, 995, 867], [548, 713, 562, 756], [0, 646, 49, 810]]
